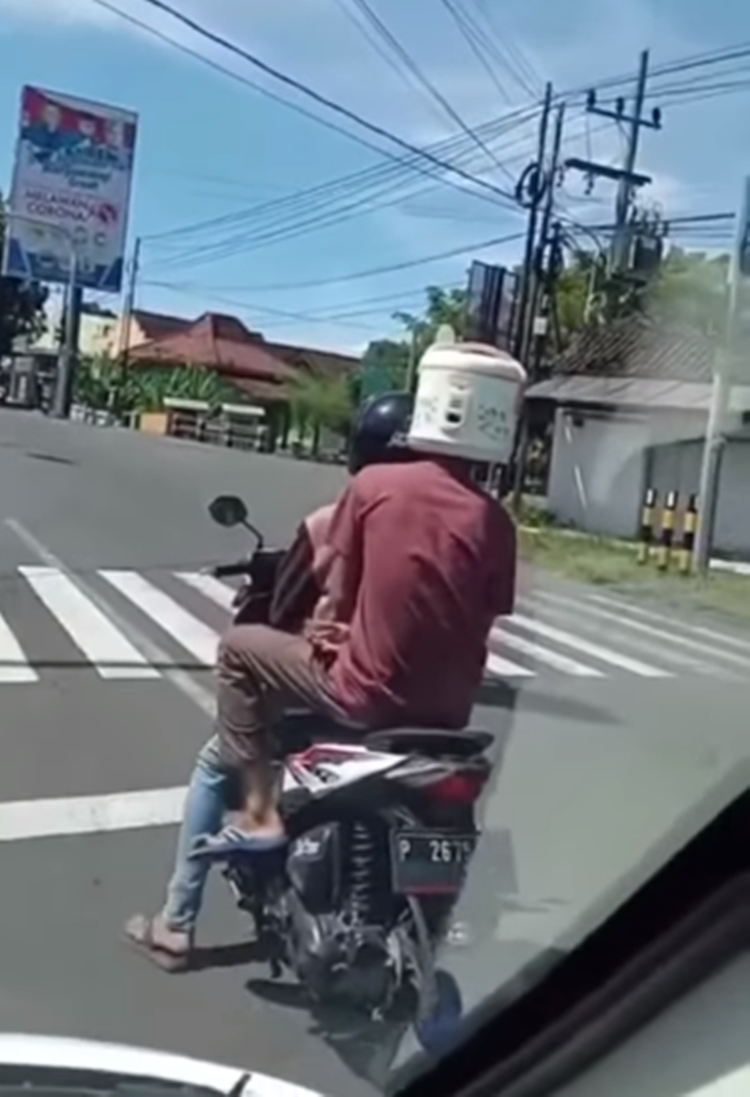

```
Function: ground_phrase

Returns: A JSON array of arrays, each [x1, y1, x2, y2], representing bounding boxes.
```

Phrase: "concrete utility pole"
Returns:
[[118, 235, 141, 371], [54, 275, 82, 419], [510, 98, 565, 511], [513, 82, 553, 363], [693, 177, 749, 574], [566, 49, 661, 287], [522, 101, 566, 366], [111, 236, 141, 413]]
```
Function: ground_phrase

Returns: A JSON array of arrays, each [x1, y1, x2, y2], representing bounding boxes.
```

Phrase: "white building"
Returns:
[[527, 317, 750, 558]]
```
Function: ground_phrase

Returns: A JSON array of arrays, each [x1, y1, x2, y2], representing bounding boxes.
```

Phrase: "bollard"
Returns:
[[656, 490, 678, 571], [637, 487, 657, 565], [677, 494, 699, 576]]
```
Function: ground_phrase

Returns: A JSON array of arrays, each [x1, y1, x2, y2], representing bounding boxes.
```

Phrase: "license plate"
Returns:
[[390, 830, 477, 896]]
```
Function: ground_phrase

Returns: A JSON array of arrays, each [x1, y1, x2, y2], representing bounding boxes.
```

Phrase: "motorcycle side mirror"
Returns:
[[208, 495, 249, 528]]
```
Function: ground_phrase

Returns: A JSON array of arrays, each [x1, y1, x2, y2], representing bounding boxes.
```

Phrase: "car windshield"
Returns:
[[0, 4, 748, 1097]]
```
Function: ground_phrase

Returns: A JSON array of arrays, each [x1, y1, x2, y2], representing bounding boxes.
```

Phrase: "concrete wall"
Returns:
[[547, 405, 750, 556], [547, 410, 651, 539]]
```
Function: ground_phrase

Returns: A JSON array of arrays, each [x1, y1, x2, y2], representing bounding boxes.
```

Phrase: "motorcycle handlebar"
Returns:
[[210, 561, 254, 579]]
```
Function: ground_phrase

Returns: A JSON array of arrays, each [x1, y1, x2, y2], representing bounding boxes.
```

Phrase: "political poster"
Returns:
[[3, 86, 138, 293]]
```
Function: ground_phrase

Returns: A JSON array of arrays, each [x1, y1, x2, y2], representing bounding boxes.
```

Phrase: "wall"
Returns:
[[547, 410, 650, 538], [547, 404, 750, 556], [26, 298, 118, 358], [714, 439, 750, 554]]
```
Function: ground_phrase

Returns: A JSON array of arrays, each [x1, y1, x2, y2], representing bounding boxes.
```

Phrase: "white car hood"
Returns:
[[0, 1034, 325, 1097]]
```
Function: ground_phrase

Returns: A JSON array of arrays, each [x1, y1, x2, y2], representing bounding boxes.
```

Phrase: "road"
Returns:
[[0, 408, 747, 1096]]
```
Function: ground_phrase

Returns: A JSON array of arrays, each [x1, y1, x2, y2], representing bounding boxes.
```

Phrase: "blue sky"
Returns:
[[0, 0, 748, 352]]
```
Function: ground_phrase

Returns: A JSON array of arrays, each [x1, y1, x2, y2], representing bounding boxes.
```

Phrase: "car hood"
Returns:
[[0, 1034, 325, 1097]]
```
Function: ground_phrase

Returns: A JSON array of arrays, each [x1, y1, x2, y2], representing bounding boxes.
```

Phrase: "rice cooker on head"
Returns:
[[407, 341, 527, 465]]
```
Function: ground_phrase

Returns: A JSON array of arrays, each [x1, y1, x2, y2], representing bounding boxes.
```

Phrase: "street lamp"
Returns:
[[4, 213, 79, 419]]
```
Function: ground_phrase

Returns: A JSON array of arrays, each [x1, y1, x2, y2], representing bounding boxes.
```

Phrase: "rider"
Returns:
[[125, 345, 524, 971], [124, 390, 421, 969]]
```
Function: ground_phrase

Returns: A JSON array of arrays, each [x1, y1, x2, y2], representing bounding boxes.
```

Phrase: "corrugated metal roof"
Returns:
[[552, 315, 716, 383], [527, 375, 712, 411]]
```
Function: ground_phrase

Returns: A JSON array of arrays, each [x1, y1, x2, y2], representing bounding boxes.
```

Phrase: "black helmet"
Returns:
[[349, 391, 414, 475]]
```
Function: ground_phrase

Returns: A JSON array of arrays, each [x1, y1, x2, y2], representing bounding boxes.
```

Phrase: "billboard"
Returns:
[[465, 261, 519, 351], [3, 86, 138, 293]]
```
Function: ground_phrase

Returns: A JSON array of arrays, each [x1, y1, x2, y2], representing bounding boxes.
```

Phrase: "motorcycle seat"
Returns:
[[363, 727, 493, 758], [277, 711, 492, 758]]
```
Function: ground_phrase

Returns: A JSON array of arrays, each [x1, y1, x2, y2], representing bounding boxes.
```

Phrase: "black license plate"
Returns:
[[390, 830, 477, 896]]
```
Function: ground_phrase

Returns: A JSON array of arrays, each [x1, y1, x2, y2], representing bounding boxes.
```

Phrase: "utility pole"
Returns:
[[513, 82, 553, 362], [112, 236, 141, 411], [510, 99, 565, 511], [404, 326, 418, 394], [693, 177, 749, 574], [53, 276, 82, 419], [522, 102, 566, 366], [118, 235, 141, 370], [565, 50, 661, 294]]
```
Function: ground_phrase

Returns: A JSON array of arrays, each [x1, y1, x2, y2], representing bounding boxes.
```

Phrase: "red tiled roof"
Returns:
[[129, 312, 296, 383], [131, 309, 191, 342], [265, 339, 359, 380]]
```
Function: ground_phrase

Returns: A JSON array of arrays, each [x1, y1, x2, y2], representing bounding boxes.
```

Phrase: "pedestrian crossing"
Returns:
[[0, 565, 748, 686]]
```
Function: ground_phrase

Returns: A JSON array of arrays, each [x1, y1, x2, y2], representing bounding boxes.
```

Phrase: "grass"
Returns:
[[516, 518, 750, 624]]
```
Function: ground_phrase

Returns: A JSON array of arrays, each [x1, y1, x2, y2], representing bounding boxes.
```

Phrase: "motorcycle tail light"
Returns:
[[425, 770, 487, 804]]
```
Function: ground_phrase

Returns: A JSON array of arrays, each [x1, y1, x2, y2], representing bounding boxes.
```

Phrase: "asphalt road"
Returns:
[[0, 409, 747, 1096]]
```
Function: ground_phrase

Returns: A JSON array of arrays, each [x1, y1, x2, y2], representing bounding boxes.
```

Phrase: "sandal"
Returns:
[[123, 914, 192, 973]]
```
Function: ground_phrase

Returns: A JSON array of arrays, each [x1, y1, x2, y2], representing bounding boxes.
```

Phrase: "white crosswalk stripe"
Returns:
[[175, 571, 235, 610], [0, 565, 747, 685], [19, 566, 157, 680], [99, 570, 221, 667]]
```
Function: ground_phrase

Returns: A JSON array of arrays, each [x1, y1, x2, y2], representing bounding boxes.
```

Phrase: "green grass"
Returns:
[[518, 524, 750, 623]]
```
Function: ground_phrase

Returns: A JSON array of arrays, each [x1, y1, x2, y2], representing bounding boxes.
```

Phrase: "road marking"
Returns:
[[492, 627, 603, 677], [6, 519, 215, 717], [19, 566, 158, 680], [510, 610, 671, 677], [534, 590, 750, 670], [0, 785, 188, 842], [176, 571, 235, 610], [484, 650, 535, 678], [0, 609, 37, 683], [586, 591, 750, 653], [526, 601, 736, 680], [100, 570, 220, 667]]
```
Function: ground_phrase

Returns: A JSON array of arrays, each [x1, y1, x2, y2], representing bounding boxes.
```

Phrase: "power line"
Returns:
[[345, 0, 513, 180], [89, 0, 519, 223], [144, 112, 553, 271], [179, 228, 526, 293], [142, 104, 539, 250], [109, 0, 520, 208]]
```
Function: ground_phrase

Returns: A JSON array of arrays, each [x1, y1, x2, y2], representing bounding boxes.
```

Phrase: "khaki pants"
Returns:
[[215, 623, 351, 768]]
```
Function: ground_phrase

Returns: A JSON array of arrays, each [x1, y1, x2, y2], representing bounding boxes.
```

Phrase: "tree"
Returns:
[[75, 357, 245, 415], [357, 338, 410, 394], [645, 248, 729, 338], [356, 286, 469, 405], [394, 285, 469, 360], [548, 245, 732, 351], [0, 194, 48, 356], [289, 374, 352, 436]]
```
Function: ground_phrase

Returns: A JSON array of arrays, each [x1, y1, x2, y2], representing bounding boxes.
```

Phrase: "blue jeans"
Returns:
[[163, 735, 227, 933]]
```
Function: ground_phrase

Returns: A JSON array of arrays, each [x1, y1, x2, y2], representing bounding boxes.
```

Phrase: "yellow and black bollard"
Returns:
[[637, 487, 657, 565], [677, 494, 699, 576], [656, 490, 678, 571]]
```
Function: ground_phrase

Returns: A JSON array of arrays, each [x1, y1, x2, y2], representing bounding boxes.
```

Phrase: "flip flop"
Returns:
[[189, 826, 288, 863], [123, 914, 192, 973]]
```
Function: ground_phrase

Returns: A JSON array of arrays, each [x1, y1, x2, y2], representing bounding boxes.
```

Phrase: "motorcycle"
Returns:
[[203, 495, 495, 1047]]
